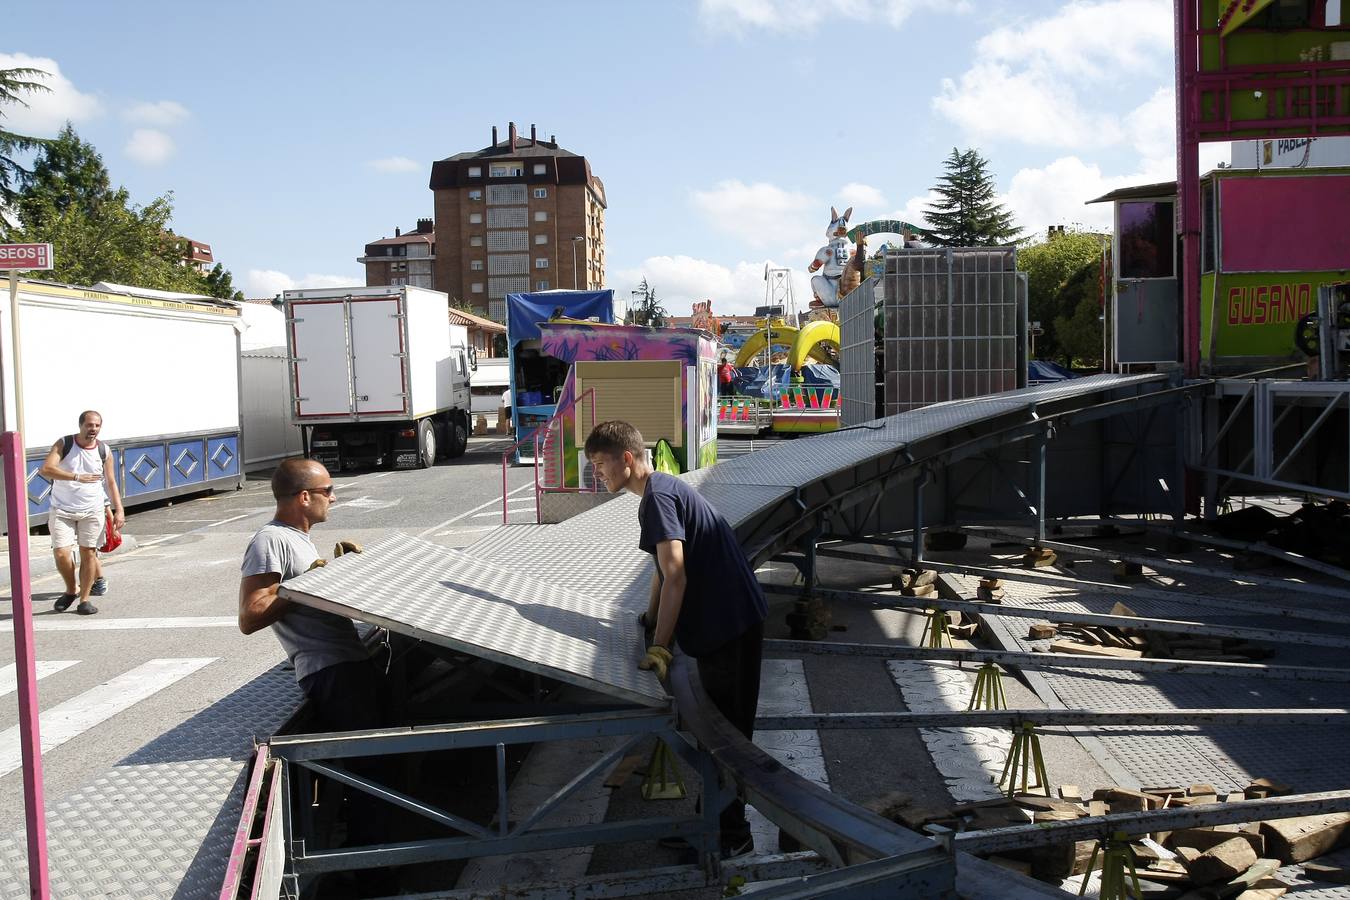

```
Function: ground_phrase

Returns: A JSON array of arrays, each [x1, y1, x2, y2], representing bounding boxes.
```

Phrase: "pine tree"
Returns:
[[0, 66, 51, 208], [924, 148, 1022, 247]]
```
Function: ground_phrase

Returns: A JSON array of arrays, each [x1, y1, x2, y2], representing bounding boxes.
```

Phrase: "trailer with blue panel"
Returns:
[[0, 279, 244, 529]]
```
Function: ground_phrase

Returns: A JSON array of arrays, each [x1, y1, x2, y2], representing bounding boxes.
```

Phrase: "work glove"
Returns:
[[637, 611, 656, 642], [334, 540, 363, 558], [307, 559, 327, 572], [638, 645, 673, 681]]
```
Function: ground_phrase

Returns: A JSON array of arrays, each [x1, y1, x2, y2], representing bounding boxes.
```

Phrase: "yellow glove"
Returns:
[[638, 645, 673, 680], [307, 558, 328, 572], [334, 540, 363, 558]]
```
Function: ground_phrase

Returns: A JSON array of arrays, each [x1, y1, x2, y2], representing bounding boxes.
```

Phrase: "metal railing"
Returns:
[[499, 387, 599, 524]]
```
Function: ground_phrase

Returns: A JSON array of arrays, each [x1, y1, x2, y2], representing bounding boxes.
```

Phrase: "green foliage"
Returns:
[[924, 148, 1022, 247], [7, 123, 243, 296], [0, 66, 50, 206], [1018, 230, 1107, 362], [625, 277, 669, 327], [1052, 261, 1106, 367]]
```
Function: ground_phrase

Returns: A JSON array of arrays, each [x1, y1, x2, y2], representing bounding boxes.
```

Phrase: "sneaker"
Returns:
[[91, 577, 107, 597], [721, 832, 755, 859], [54, 593, 77, 612], [76, 601, 99, 616]]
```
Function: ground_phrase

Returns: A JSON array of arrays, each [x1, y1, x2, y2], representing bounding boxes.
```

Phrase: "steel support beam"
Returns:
[[763, 638, 1350, 683], [763, 582, 1350, 650]]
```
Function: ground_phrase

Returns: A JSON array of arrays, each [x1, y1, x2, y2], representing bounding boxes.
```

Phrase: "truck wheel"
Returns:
[[447, 411, 469, 459], [417, 419, 436, 469]]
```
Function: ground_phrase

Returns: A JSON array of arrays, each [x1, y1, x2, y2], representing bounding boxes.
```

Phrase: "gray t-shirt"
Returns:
[[241, 520, 368, 682]]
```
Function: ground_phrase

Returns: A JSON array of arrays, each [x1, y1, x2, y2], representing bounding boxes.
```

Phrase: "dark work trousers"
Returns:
[[695, 620, 764, 837], [299, 658, 391, 852]]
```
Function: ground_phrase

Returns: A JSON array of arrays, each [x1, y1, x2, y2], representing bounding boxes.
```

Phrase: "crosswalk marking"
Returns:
[[0, 661, 79, 698], [0, 657, 217, 779], [0, 616, 238, 633]]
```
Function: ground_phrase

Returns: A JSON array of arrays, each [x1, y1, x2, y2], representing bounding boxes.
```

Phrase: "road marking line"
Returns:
[[432, 526, 496, 537], [416, 481, 535, 537], [0, 616, 238, 633], [0, 657, 216, 778], [0, 661, 79, 698]]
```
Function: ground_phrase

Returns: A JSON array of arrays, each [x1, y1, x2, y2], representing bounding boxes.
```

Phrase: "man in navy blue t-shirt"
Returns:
[[585, 420, 767, 858]]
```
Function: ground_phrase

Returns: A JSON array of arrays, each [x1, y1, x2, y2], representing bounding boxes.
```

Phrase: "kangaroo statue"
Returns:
[[807, 206, 852, 309], [838, 232, 867, 300]]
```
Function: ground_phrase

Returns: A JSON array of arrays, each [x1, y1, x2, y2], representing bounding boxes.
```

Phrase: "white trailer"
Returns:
[[284, 285, 472, 470], [0, 279, 244, 527]]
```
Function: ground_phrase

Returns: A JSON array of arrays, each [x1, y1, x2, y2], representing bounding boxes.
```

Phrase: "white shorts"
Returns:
[[50, 509, 103, 550]]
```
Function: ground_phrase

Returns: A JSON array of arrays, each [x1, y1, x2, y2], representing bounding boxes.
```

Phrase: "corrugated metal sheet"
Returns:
[[839, 277, 878, 427]]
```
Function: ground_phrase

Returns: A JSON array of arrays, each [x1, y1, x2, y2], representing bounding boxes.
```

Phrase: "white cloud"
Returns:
[[0, 53, 100, 136], [244, 270, 362, 298], [691, 179, 818, 248], [1001, 156, 1124, 236], [368, 156, 422, 174], [123, 100, 189, 126], [838, 182, 887, 209], [932, 1, 1171, 150], [613, 256, 814, 316], [124, 128, 175, 165], [698, 0, 957, 33]]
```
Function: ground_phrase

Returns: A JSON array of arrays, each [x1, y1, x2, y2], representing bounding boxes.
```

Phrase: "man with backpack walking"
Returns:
[[39, 410, 124, 615]]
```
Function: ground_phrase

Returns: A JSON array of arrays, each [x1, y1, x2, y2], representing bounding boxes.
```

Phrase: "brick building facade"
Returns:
[[359, 218, 435, 289], [429, 123, 606, 321]]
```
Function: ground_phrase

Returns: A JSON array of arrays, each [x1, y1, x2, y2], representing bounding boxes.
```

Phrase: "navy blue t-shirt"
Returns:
[[638, 472, 767, 657]]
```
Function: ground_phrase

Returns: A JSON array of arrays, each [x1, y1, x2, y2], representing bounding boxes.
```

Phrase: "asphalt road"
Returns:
[[0, 435, 536, 834]]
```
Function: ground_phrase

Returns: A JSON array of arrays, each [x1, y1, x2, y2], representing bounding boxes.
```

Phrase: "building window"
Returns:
[[490, 163, 524, 177], [534, 211, 548, 222], [470, 236, 483, 247], [488, 184, 527, 205], [535, 234, 548, 245], [469, 213, 483, 224], [533, 163, 546, 175], [468, 189, 482, 200], [535, 257, 550, 269], [489, 255, 528, 275], [470, 260, 484, 271], [533, 188, 547, 199], [487, 207, 528, 228], [471, 282, 484, 293], [468, 166, 481, 178], [536, 280, 549, 290]]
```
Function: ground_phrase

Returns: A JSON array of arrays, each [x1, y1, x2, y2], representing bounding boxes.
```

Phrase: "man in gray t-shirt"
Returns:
[[238, 458, 375, 726]]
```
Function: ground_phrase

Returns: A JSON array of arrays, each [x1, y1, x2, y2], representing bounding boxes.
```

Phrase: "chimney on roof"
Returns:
[[416, 218, 433, 234], [530, 123, 536, 144], [395, 226, 401, 237], [508, 121, 517, 152], [550, 134, 556, 145], [492, 125, 498, 146]]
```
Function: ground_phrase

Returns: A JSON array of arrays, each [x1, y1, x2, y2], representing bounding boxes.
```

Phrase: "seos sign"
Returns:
[[0, 243, 53, 271]]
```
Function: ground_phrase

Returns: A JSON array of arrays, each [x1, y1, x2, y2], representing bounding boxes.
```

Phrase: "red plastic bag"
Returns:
[[99, 509, 122, 554]]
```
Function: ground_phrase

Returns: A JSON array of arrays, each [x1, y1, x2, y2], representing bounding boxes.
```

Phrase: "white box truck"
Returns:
[[0, 279, 244, 528], [283, 285, 472, 470]]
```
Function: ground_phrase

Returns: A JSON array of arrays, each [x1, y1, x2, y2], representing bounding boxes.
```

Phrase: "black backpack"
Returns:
[[60, 434, 109, 462]]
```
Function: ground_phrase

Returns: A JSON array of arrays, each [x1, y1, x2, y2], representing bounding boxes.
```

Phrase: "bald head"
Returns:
[[271, 458, 329, 501]]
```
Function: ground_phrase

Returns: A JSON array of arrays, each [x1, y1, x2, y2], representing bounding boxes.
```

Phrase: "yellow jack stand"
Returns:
[[1078, 831, 1142, 899], [998, 721, 1049, 797], [921, 608, 951, 649], [968, 662, 1008, 711], [641, 740, 687, 801]]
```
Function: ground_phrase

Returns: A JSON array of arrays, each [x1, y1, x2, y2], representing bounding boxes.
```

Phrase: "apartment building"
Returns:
[[359, 218, 435, 289], [429, 122, 606, 321]]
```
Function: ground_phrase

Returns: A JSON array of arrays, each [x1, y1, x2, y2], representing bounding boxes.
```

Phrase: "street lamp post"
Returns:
[[571, 236, 584, 290]]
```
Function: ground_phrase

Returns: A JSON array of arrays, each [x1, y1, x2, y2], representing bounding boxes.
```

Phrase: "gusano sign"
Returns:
[[0, 243, 53, 270], [1226, 281, 1315, 326]]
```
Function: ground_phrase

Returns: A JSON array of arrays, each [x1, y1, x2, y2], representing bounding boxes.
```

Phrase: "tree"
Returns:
[[0, 66, 50, 207], [202, 262, 243, 301], [1018, 230, 1107, 361], [924, 148, 1022, 247], [625, 278, 668, 327], [14, 123, 111, 231], [1052, 260, 1106, 367]]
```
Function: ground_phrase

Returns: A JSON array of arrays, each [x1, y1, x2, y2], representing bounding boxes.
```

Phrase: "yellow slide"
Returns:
[[734, 320, 840, 372]]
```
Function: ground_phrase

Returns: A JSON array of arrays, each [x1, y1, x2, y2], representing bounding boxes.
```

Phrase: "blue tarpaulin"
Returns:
[[734, 363, 839, 399], [506, 290, 615, 344], [1028, 360, 1077, 383]]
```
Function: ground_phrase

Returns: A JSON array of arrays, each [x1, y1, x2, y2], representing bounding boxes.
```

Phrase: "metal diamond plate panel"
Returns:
[[280, 533, 668, 707], [463, 523, 552, 557], [695, 482, 796, 529]]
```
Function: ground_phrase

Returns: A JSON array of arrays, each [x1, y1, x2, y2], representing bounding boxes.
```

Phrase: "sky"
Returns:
[[5, 0, 1229, 316]]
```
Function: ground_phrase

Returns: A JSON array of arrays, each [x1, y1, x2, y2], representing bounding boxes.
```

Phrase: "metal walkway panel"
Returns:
[[280, 533, 668, 707]]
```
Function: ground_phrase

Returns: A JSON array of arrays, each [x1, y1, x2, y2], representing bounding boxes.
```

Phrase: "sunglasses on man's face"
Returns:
[[295, 484, 335, 498]]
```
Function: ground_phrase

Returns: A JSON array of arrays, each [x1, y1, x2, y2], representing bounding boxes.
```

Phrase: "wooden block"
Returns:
[[1188, 783, 1217, 798], [901, 583, 936, 597], [978, 577, 1002, 590], [1048, 641, 1143, 659], [1110, 601, 1140, 618], [1033, 809, 1082, 823], [1127, 635, 1150, 650], [1169, 827, 1264, 857], [1028, 623, 1058, 640], [1225, 859, 1283, 893], [1088, 800, 1108, 817], [1245, 778, 1291, 798], [976, 586, 1005, 602], [1234, 879, 1288, 900], [947, 622, 979, 640], [1140, 859, 1190, 883], [1175, 846, 1204, 866], [1014, 795, 1086, 816], [1143, 786, 1186, 798], [1185, 836, 1259, 886], [1114, 560, 1145, 580], [1260, 812, 1350, 863], [1103, 788, 1154, 813], [1023, 547, 1058, 568], [905, 568, 937, 588], [1302, 861, 1350, 884], [1059, 784, 1085, 803]]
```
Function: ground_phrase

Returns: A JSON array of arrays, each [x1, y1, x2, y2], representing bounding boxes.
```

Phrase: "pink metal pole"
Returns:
[[2, 430, 49, 899]]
